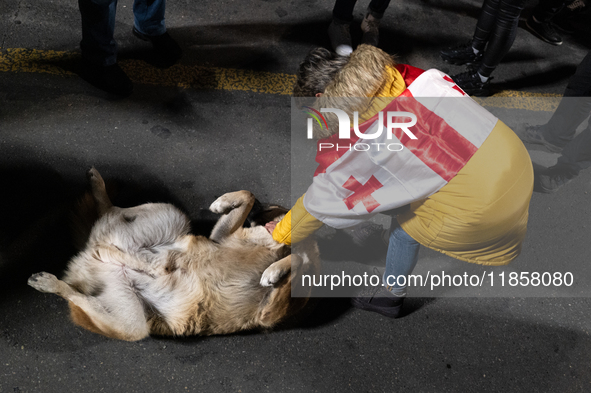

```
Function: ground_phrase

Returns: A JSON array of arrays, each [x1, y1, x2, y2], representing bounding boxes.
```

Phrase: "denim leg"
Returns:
[[133, 0, 167, 36], [79, 0, 118, 66], [383, 221, 420, 296]]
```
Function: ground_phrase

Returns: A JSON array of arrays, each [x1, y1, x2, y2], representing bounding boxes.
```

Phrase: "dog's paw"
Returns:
[[209, 195, 234, 214], [28, 272, 60, 294], [260, 263, 289, 287]]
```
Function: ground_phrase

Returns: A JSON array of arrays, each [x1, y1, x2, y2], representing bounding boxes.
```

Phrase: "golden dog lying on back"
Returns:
[[28, 168, 319, 341]]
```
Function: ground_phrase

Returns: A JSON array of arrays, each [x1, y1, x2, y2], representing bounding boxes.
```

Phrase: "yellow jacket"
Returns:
[[272, 65, 405, 246], [273, 65, 533, 265]]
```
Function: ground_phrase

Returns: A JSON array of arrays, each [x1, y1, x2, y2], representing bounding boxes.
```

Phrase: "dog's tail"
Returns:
[[69, 191, 99, 251]]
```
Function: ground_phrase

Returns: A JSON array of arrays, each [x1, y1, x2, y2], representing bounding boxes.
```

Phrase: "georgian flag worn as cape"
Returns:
[[303, 66, 499, 229]]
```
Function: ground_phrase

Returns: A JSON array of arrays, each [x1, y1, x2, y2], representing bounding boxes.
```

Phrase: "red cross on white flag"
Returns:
[[342, 175, 384, 213]]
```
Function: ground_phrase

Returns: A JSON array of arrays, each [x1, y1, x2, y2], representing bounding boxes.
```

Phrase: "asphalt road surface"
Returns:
[[1, 0, 591, 392]]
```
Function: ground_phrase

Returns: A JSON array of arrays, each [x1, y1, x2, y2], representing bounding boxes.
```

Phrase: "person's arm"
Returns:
[[271, 194, 324, 245]]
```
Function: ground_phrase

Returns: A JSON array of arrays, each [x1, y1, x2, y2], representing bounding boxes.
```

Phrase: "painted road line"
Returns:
[[1, 47, 561, 111], [0, 48, 297, 95]]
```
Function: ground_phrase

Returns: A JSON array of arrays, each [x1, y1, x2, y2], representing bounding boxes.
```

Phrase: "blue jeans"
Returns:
[[78, 0, 167, 66], [383, 220, 420, 296]]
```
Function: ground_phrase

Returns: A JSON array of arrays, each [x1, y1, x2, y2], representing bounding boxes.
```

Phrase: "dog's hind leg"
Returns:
[[257, 255, 310, 326], [209, 191, 255, 242], [87, 167, 113, 217], [260, 254, 301, 287], [28, 272, 149, 341]]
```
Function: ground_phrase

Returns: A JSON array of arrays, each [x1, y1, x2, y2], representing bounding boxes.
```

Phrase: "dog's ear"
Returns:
[[69, 179, 119, 251]]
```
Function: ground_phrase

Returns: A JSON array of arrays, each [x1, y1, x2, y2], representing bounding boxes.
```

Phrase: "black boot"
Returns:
[[440, 41, 483, 66], [79, 60, 133, 97], [351, 285, 404, 318], [133, 27, 183, 68], [450, 70, 492, 97]]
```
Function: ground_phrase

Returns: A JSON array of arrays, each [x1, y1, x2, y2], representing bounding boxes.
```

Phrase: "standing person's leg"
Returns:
[[526, 0, 570, 45], [528, 51, 591, 191], [361, 0, 392, 46], [79, 0, 118, 66], [332, 0, 358, 23], [535, 122, 591, 192], [440, 0, 500, 66], [563, 49, 591, 97], [133, 0, 167, 36], [554, 122, 591, 175], [451, 0, 526, 96], [132, 0, 182, 67], [524, 50, 591, 149], [78, 0, 133, 96], [476, 0, 527, 78], [367, 0, 392, 16], [329, 0, 357, 55], [472, 0, 502, 52], [351, 219, 420, 318]]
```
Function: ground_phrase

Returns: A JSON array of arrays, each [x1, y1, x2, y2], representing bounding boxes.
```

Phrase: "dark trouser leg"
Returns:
[[332, 0, 358, 23], [555, 122, 591, 176], [79, 0, 118, 66], [367, 0, 392, 18], [477, 0, 526, 78], [532, 0, 571, 22], [543, 50, 591, 175], [472, 0, 501, 52]]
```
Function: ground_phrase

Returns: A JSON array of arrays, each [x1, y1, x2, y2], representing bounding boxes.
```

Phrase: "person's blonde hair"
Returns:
[[294, 45, 398, 139]]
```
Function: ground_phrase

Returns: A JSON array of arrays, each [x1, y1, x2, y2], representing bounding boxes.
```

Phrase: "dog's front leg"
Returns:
[[209, 191, 255, 242]]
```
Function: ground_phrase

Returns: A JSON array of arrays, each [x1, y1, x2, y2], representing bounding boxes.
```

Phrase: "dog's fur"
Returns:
[[28, 168, 319, 341]]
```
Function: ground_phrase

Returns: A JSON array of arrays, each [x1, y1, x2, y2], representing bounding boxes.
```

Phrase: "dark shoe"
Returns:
[[552, 17, 575, 34], [360, 12, 381, 47], [328, 20, 353, 56], [525, 15, 563, 46], [537, 165, 576, 193], [521, 124, 563, 153], [79, 61, 133, 97], [351, 285, 404, 318], [440, 41, 483, 66], [450, 70, 491, 97], [132, 27, 183, 68]]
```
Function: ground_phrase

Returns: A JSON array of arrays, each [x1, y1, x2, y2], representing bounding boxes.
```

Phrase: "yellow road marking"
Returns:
[[1, 47, 562, 110], [0, 48, 297, 95]]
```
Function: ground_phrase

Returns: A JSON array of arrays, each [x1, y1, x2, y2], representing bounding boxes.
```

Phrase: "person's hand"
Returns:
[[265, 221, 278, 235]]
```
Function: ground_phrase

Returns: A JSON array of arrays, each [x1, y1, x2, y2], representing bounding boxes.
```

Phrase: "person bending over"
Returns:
[[269, 45, 534, 318]]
